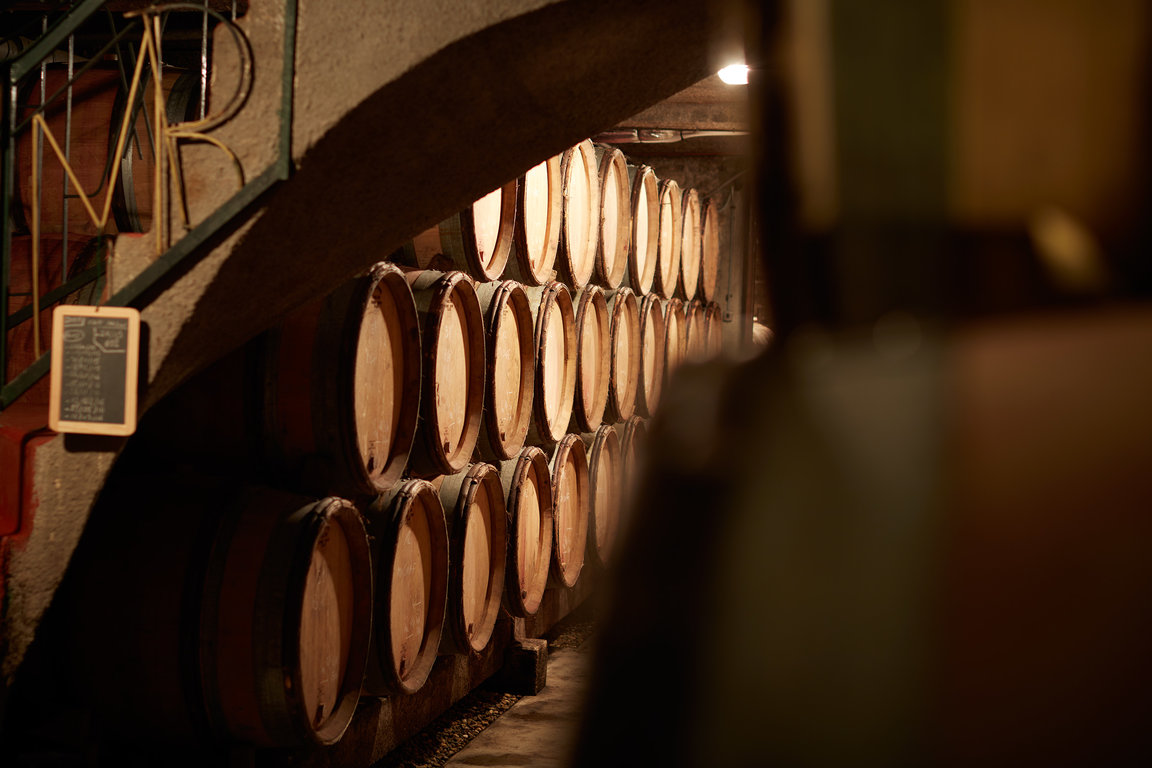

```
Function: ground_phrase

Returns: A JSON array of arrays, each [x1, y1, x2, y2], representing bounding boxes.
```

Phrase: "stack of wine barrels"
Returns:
[[115, 139, 731, 752]]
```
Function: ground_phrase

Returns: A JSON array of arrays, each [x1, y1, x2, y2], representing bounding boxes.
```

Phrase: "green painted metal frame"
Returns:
[[1, 0, 297, 409]]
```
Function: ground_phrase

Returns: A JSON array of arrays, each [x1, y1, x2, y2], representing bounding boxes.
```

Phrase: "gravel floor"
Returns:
[[372, 604, 596, 768]]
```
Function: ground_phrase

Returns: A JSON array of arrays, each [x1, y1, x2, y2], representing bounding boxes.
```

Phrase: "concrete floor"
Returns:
[[445, 643, 591, 768]]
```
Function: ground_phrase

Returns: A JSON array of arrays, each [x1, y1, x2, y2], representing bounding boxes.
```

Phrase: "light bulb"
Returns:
[[717, 63, 749, 85]]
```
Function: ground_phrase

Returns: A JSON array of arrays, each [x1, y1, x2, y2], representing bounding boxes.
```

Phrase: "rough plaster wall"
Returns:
[[3, 0, 723, 686], [292, 0, 561, 154]]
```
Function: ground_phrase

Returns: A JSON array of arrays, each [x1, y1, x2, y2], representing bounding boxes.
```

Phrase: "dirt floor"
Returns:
[[371, 603, 596, 768]]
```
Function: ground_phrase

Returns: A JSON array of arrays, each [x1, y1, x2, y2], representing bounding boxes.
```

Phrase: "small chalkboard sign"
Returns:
[[49, 305, 141, 436]]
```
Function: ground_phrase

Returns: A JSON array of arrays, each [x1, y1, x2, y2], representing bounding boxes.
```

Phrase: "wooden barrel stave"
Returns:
[[438, 463, 509, 655], [522, 281, 577, 446], [506, 155, 562, 286], [636, 293, 667, 417], [616, 416, 649, 533], [548, 434, 591, 589], [653, 179, 683, 299], [569, 285, 611, 433], [677, 187, 702, 300], [699, 196, 721, 302], [685, 299, 709, 363], [593, 144, 631, 288], [474, 280, 535, 461], [405, 269, 487, 477], [704, 301, 724, 358], [499, 446, 554, 617], [623, 164, 659, 295], [604, 287, 641, 423], [556, 140, 600, 289], [580, 424, 622, 568], [363, 479, 450, 696], [662, 298, 687, 383]]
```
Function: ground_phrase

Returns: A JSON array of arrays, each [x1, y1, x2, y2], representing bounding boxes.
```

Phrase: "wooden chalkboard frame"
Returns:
[[48, 305, 141, 436]]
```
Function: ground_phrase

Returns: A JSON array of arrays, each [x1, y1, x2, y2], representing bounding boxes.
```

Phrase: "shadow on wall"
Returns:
[[145, 0, 723, 409]]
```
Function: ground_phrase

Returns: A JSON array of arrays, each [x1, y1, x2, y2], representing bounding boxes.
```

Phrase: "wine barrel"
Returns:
[[617, 416, 649, 522], [363, 479, 450, 696], [699, 196, 721, 302], [15, 64, 197, 237], [259, 262, 421, 497], [549, 434, 591, 588], [704, 301, 724, 358], [69, 478, 372, 748], [636, 293, 667, 417], [401, 181, 518, 280], [581, 424, 622, 568], [556, 140, 600, 289], [523, 281, 577, 446], [405, 269, 486, 477], [653, 179, 682, 299], [685, 299, 709, 362], [624, 164, 659, 295], [438, 463, 509, 655], [199, 491, 373, 746], [663, 298, 687, 381], [604, 287, 641, 423], [474, 280, 535, 462], [507, 154, 562, 285], [594, 144, 630, 288], [678, 187, 702, 300], [570, 285, 610, 433], [499, 446, 554, 617]]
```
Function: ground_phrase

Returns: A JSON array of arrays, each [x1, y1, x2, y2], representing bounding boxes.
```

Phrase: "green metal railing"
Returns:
[[1, 0, 296, 409]]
